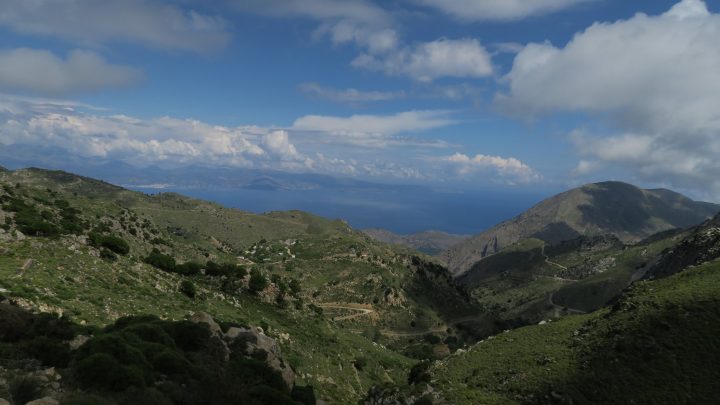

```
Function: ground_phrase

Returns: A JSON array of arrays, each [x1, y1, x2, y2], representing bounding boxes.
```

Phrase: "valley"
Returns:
[[1, 167, 719, 404]]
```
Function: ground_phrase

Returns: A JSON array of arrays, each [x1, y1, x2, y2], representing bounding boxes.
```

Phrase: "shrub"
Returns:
[[10, 375, 45, 404], [89, 233, 130, 255], [144, 249, 176, 272], [152, 350, 189, 376], [291, 385, 317, 405], [176, 262, 202, 276], [288, 279, 301, 296], [100, 248, 118, 262], [179, 281, 197, 298], [408, 361, 432, 385], [248, 268, 268, 294], [353, 357, 367, 371]]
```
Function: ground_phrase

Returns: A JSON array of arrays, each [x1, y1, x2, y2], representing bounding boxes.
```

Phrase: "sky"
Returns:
[[1, 0, 720, 200]]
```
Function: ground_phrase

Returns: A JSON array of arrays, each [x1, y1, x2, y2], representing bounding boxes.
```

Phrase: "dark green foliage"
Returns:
[[89, 233, 130, 255], [288, 278, 301, 296], [20, 335, 72, 367], [291, 385, 317, 405], [4, 196, 59, 236], [179, 280, 197, 298], [408, 361, 431, 385], [249, 268, 268, 294], [403, 343, 434, 361], [143, 249, 176, 272], [9, 375, 45, 404], [152, 350, 190, 376], [75, 353, 146, 391], [205, 261, 245, 277], [353, 356, 367, 371], [175, 261, 202, 276], [99, 248, 118, 262], [65, 315, 313, 403]]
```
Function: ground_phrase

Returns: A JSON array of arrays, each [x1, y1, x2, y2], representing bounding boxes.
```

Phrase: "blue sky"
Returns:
[[1, 0, 720, 199]]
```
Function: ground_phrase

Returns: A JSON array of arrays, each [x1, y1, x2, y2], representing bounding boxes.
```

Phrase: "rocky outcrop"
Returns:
[[645, 215, 720, 279], [190, 312, 295, 389]]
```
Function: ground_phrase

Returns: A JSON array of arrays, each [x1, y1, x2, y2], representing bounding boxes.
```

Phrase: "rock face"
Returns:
[[442, 181, 720, 276], [645, 214, 720, 279], [190, 312, 295, 389]]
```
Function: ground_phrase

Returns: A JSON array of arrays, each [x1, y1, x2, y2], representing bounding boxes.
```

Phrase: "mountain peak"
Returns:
[[442, 181, 719, 276]]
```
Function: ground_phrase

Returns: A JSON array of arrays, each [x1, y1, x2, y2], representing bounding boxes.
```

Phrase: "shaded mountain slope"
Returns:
[[369, 236, 720, 404], [442, 181, 719, 276]]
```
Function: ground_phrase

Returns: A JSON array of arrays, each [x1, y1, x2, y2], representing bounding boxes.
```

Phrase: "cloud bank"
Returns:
[[499, 0, 720, 193], [0, 0, 230, 52]]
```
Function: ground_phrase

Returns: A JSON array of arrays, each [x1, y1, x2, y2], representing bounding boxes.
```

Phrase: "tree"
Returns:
[[248, 268, 268, 294], [179, 280, 196, 298]]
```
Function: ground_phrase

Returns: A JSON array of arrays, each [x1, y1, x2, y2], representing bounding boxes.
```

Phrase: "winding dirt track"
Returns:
[[318, 303, 492, 336], [315, 303, 375, 321]]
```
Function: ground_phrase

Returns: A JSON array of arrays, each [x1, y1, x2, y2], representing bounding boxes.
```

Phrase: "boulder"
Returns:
[[190, 311, 222, 336], [225, 326, 295, 389]]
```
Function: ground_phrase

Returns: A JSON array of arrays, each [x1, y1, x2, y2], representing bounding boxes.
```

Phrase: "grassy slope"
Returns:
[[431, 259, 720, 404], [0, 168, 484, 401], [458, 233, 683, 325]]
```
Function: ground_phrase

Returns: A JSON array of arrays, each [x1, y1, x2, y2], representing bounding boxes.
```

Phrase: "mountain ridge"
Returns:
[[441, 181, 719, 276]]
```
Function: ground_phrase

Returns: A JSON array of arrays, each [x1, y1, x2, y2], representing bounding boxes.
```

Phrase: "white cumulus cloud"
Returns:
[[498, 0, 720, 193], [441, 152, 540, 183], [413, 0, 589, 21], [353, 38, 494, 82]]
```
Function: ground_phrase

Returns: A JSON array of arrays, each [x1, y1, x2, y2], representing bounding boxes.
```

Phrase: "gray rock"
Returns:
[[190, 311, 222, 336], [68, 335, 90, 350], [225, 326, 295, 389]]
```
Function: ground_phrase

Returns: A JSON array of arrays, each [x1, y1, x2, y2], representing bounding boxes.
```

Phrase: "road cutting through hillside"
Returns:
[[541, 244, 568, 271], [319, 303, 495, 336]]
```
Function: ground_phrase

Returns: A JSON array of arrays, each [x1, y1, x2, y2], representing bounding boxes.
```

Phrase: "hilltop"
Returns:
[[442, 181, 719, 276]]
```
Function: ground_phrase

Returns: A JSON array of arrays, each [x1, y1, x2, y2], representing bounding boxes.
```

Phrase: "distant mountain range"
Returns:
[[362, 228, 469, 255], [442, 181, 720, 276], [0, 146, 427, 193]]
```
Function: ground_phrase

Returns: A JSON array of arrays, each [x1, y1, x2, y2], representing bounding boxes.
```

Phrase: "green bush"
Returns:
[[249, 268, 268, 294], [10, 375, 45, 404], [179, 280, 197, 298], [175, 262, 202, 276], [288, 279, 301, 296], [89, 233, 130, 255], [408, 361, 432, 385], [100, 248, 118, 262], [291, 385, 317, 405], [144, 249, 177, 272], [152, 350, 189, 376]]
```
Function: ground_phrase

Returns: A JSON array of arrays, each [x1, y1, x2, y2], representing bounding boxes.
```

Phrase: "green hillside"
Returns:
[[442, 181, 719, 276], [369, 252, 720, 404], [0, 167, 483, 403]]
